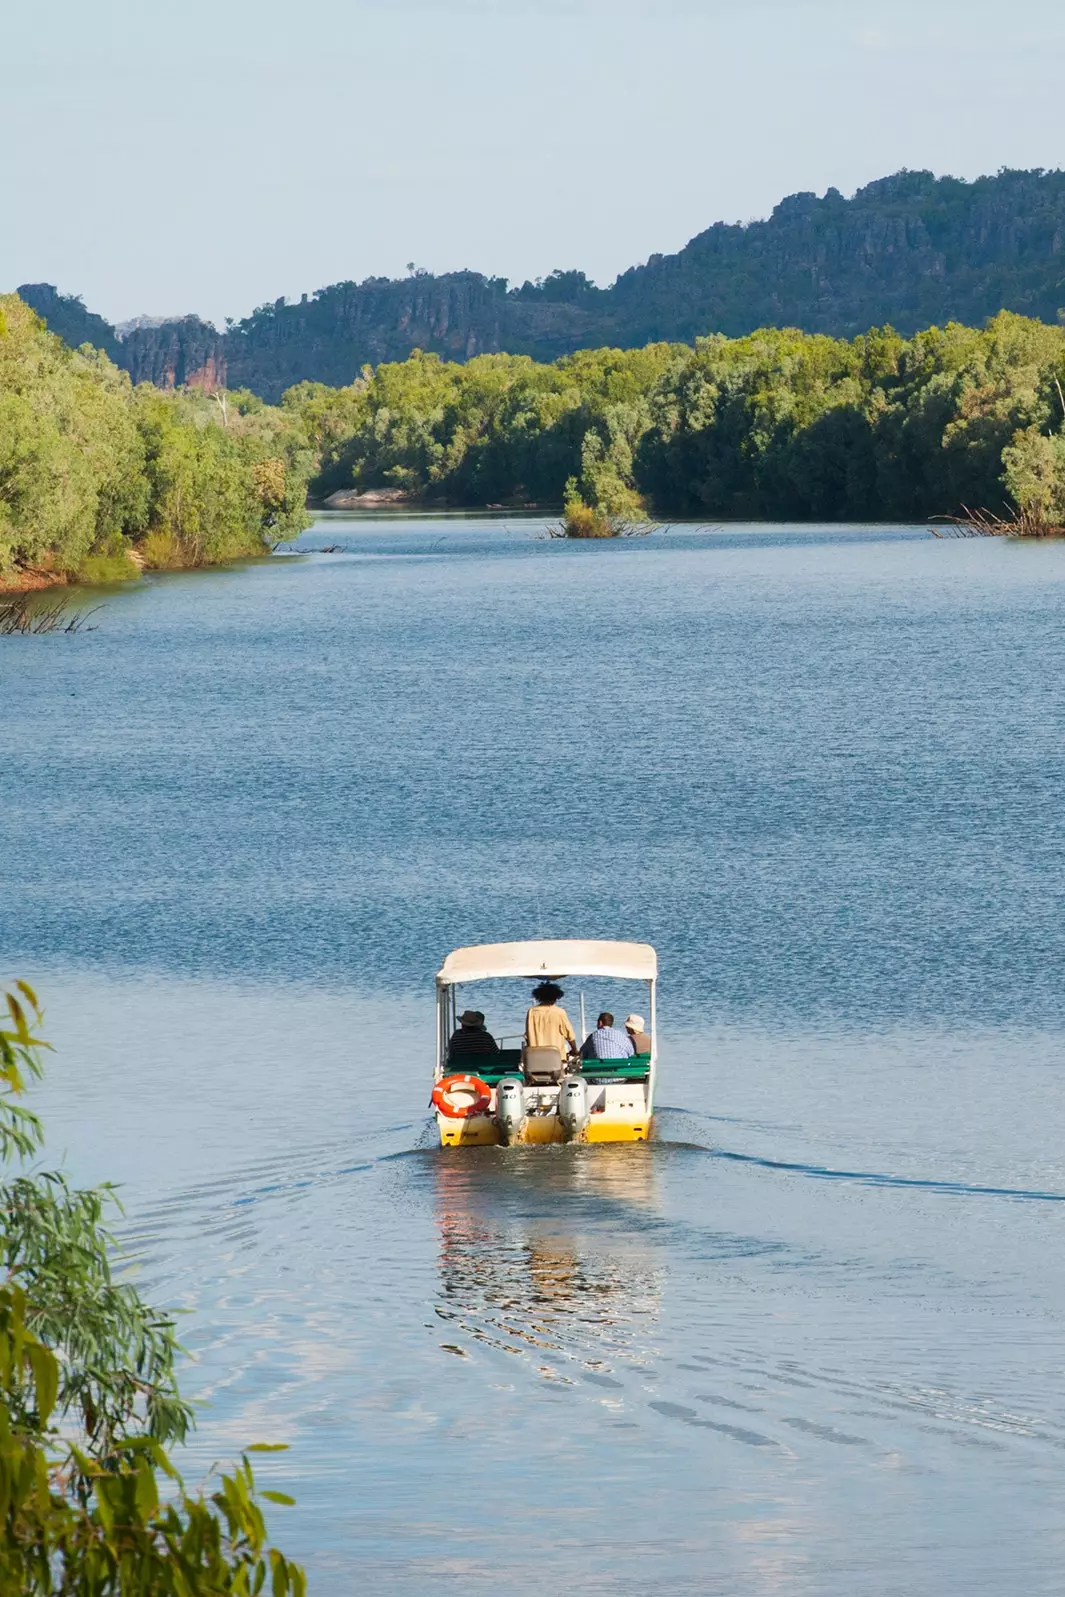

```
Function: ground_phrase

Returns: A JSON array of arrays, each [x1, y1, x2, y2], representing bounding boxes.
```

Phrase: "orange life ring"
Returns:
[[432, 1073, 493, 1119]]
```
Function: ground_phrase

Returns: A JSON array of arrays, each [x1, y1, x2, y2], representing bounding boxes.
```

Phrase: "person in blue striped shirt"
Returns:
[[579, 1012, 635, 1061]]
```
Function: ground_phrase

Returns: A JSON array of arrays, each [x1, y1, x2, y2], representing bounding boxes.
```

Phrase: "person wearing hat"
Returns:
[[524, 981, 577, 1061], [624, 1014, 651, 1054], [447, 1009, 500, 1065]]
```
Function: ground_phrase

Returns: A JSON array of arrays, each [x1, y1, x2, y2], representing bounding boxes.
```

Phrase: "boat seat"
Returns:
[[523, 1046, 565, 1084], [582, 1053, 651, 1081], [442, 1052, 651, 1088]]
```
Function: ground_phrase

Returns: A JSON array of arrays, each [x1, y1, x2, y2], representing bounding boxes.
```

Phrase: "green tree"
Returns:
[[0, 296, 311, 586], [1002, 425, 1065, 524], [0, 985, 305, 1594]]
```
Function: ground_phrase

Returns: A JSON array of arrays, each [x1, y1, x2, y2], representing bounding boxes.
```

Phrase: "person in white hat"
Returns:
[[624, 1014, 651, 1054]]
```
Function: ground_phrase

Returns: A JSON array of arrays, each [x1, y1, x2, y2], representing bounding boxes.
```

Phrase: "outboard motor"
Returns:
[[495, 1076, 527, 1146], [558, 1075, 590, 1143]]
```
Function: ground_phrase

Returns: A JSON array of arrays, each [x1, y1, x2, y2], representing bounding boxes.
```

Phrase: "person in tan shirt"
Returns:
[[524, 982, 577, 1059], [624, 1014, 652, 1054]]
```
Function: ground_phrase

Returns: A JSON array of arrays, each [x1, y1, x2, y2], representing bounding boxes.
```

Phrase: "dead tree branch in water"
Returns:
[[0, 597, 103, 635], [929, 505, 1065, 539]]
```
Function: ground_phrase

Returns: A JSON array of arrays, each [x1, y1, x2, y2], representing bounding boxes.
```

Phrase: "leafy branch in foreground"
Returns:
[[1, 983, 191, 1456], [0, 1282, 305, 1595], [0, 984, 305, 1593], [0, 981, 48, 1161], [2, 1172, 194, 1455]]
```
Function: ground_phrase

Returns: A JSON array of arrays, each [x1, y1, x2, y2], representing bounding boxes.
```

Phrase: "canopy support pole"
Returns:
[[648, 977, 657, 1109]]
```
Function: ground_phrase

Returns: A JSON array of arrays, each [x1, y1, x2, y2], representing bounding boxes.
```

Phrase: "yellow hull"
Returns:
[[437, 1113, 653, 1148]]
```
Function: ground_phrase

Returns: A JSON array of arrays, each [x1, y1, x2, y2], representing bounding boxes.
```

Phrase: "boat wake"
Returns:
[[654, 1106, 1065, 1203]]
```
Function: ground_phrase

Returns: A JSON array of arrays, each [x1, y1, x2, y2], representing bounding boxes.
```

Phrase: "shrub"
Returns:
[[0, 983, 305, 1595], [561, 494, 614, 537]]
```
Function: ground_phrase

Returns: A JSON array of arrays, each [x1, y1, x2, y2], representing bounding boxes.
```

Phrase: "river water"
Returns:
[[3, 516, 1065, 1594]]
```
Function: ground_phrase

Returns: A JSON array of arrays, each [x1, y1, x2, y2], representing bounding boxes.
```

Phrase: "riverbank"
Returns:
[[0, 293, 312, 593], [285, 314, 1065, 528], [0, 565, 70, 596]]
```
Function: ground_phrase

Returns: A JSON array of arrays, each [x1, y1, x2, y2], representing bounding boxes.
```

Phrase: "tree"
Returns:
[[0, 984, 305, 1594], [1002, 425, 1065, 525], [1, 294, 311, 585]]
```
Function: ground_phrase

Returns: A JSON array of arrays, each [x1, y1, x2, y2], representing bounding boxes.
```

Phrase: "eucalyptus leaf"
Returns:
[[0, 983, 306, 1595]]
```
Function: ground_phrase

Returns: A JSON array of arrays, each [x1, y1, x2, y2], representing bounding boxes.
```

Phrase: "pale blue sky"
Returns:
[[4, 0, 1063, 325]]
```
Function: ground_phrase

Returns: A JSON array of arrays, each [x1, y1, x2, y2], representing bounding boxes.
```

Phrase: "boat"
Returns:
[[431, 939, 658, 1147]]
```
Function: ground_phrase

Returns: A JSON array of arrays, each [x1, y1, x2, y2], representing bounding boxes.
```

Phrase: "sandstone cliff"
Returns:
[[20, 168, 1065, 401]]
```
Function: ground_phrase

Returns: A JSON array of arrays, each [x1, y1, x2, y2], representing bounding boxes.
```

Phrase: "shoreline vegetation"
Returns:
[[5, 293, 1065, 591], [0, 294, 312, 594], [284, 310, 1065, 539]]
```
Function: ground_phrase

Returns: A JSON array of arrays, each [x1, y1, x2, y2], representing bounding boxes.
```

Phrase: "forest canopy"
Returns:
[[6, 289, 1065, 587], [0, 295, 312, 587], [286, 313, 1065, 525]]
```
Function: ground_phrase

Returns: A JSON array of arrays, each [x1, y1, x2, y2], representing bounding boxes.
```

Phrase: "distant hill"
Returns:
[[19, 168, 1065, 402], [16, 284, 123, 365]]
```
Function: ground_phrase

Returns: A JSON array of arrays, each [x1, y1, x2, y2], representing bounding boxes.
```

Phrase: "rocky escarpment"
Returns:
[[16, 287, 228, 391], [19, 167, 1065, 401], [606, 167, 1065, 343], [218, 274, 605, 397], [14, 284, 124, 365], [118, 315, 227, 391]]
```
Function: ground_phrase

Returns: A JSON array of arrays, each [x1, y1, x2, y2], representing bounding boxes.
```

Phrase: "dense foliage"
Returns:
[[0, 295, 312, 587], [11, 282, 1065, 536], [0, 983, 305, 1594], [283, 312, 1065, 523], [23, 168, 1065, 400], [285, 341, 676, 519]]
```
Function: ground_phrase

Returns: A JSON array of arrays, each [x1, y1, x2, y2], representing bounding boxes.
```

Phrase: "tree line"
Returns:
[[6, 291, 1065, 589], [284, 312, 1065, 527], [0, 294, 312, 588]]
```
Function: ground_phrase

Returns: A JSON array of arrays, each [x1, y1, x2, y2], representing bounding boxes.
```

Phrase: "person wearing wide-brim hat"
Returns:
[[447, 1008, 500, 1066], [524, 981, 577, 1060], [624, 1013, 652, 1055]]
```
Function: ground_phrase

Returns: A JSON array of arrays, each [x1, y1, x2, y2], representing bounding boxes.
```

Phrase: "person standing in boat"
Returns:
[[524, 981, 578, 1061]]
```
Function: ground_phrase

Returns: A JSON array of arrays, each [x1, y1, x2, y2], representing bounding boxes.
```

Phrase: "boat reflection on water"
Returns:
[[433, 1145, 662, 1375]]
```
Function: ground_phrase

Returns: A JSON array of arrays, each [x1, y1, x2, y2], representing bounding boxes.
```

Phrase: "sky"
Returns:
[[3, 0, 1064, 327]]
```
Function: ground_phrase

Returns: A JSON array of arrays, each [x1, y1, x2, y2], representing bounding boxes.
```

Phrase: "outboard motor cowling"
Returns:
[[495, 1076, 527, 1145], [558, 1075, 590, 1142]]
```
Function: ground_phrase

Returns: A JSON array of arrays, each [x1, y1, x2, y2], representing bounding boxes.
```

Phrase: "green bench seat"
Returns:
[[456, 1048, 521, 1086], [446, 1051, 650, 1087], [582, 1053, 651, 1082]]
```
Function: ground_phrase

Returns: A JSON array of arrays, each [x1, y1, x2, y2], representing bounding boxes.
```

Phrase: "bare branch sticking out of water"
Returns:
[[930, 505, 1065, 539], [544, 517, 668, 540], [0, 597, 103, 635]]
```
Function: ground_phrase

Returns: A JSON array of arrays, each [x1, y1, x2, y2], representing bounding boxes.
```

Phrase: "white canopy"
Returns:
[[437, 939, 657, 985]]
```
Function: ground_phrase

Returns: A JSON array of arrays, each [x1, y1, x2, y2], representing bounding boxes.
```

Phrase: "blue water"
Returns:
[[3, 517, 1065, 1594]]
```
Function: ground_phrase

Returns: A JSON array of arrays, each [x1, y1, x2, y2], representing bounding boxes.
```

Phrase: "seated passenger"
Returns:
[[624, 1014, 652, 1054], [448, 1009, 500, 1066], [524, 981, 577, 1061], [580, 1011, 635, 1060]]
